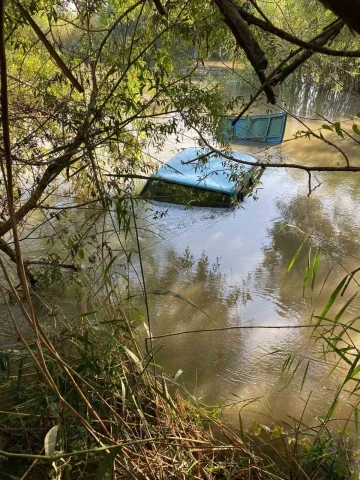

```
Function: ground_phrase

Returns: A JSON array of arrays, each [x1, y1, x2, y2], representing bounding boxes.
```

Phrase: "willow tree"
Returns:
[[1, 0, 360, 282], [0, 0, 232, 281]]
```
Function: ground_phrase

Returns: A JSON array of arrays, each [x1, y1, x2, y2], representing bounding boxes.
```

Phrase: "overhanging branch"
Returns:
[[213, 0, 276, 103], [319, 0, 360, 36], [270, 19, 345, 86], [15, 1, 84, 93], [237, 3, 360, 58]]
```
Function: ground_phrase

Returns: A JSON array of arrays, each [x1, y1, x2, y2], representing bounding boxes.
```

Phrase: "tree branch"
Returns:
[[318, 0, 360, 36], [95, 0, 144, 66], [0, 0, 37, 288], [270, 20, 344, 86], [23, 260, 79, 272], [0, 238, 36, 284], [152, 0, 166, 16], [231, 48, 302, 125], [15, 1, 84, 93], [184, 119, 353, 173], [213, 0, 276, 103], [0, 137, 84, 239], [237, 4, 360, 57]]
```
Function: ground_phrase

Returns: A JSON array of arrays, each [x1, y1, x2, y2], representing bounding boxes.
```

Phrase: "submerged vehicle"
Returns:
[[141, 113, 287, 207], [140, 147, 261, 208], [220, 112, 287, 144]]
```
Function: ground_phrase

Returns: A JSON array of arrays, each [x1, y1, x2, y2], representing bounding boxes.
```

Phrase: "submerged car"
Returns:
[[220, 112, 287, 145], [140, 147, 261, 208]]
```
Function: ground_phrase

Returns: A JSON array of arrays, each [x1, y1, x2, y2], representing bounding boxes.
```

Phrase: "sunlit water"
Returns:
[[2, 71, 360, 432], [133, 74, 360, 429]]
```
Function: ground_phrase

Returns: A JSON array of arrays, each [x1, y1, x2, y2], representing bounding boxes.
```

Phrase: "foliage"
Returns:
[[1, 1, 360, 479], [0, 274, 264, 479]]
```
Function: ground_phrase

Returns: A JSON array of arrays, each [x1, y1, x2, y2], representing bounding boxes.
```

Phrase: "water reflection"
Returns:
[[2, 71, 360, 430], [136, 83, 360, 425], [138, 177, 359, 425]]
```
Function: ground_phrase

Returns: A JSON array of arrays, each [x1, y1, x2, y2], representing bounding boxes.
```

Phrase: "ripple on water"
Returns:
[[134, 105, 360, 425]]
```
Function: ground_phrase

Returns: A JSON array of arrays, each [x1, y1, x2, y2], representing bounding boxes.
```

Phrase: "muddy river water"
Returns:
[[3, 73, 360, 432], [134, 75, 360, 429]]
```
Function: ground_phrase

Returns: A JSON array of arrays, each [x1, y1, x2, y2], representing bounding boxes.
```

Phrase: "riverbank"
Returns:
[[0, 311, 263, 479], [0, 303, 357, 479]]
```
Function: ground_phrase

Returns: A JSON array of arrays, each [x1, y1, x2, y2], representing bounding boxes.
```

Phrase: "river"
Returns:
[[2, 70, 360, 433], [134, 72, 360, 430]]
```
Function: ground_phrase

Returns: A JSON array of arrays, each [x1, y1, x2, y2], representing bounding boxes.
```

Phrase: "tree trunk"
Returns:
[[319, 0, 360, 35], [213, 0, 276, 103]]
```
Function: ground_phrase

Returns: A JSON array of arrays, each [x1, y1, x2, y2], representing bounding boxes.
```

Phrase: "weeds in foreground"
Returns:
[[0, 212, 359, 479], [0, 304, 266, 479], [0, 267, 358, 479]]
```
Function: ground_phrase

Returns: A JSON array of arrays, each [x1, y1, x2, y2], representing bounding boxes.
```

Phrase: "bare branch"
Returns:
[[270, 20, 344, 86], [319, 0, 360, 36], [213, 0, 276, 104], [95, 0, 144, 65], [0, 137, 84, 239], [231, 48, 302, 125], [0, 238, 36, 284], [23, 260, 79, 272], [182, 114, 353, 173], [152, 0, 166, 16], [0, 0, 37, 288]]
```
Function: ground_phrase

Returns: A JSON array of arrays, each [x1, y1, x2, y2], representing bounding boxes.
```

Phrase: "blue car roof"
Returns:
[[220, 112, 287, 145], [152, 147, 258, 196]]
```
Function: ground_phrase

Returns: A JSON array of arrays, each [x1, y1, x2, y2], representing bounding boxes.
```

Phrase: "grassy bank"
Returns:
[[0, 305, 264, 479], [0, 301, 358, 480], [0, 203, 358, 480]]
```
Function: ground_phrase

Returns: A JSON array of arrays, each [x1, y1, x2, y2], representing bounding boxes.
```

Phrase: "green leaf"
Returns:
[[303, 248, 311, 297], [348, 363, 360, 381], [173, 369, 183, 381], [300, 360, 310, 392], [271, 425, 284, 438], [334, 293, 358, 323], [321, 124, 333, 131], [281, 241, 305, 287], [44, 425, 59, 456], [322, 337, 352, 366], [311, 249, 321, 291], [317, 275, 348, 323], [123, 346, 142, 368], [327, 395, 339, 419], [353, 124, 360, 135], [253, 421, 261, 436], [133, 307, 149, 336], [334, 463, 348, 476], [334, 122, 344, 138], [95, 447, 120, 480], [79, 310, 98, 318], [104, 254, 118, 278]]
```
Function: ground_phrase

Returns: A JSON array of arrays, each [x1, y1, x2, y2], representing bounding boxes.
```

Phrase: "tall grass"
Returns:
[[0, 195, 267, 479], [1, 203, 359, 479]]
